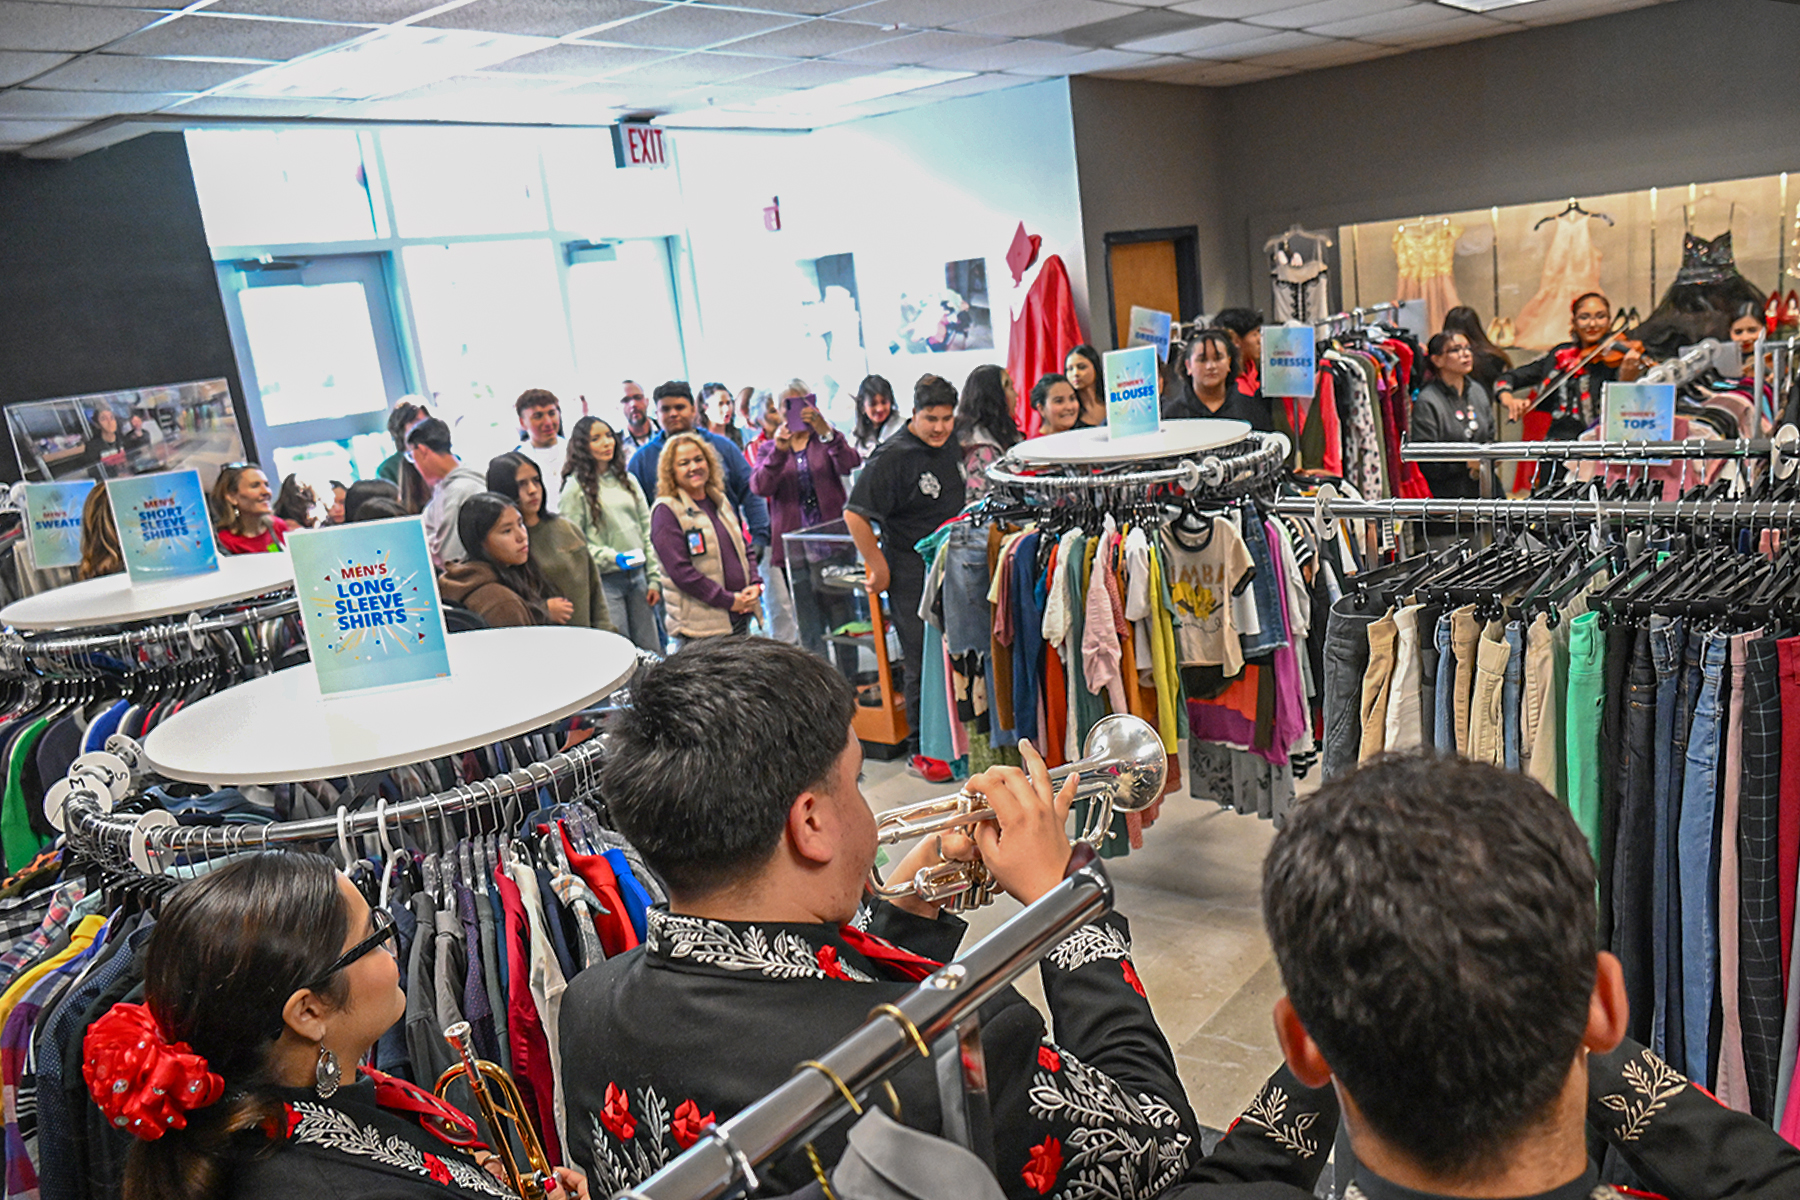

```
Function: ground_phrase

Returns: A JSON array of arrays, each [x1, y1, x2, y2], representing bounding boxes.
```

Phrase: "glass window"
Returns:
[[540, 128, 684, 238], [380, 127, 548, 239], [239, 281, 390, 426], [403, 239, 574, 464], [186, 128, 380, 247], [567, 239, 687, 397]]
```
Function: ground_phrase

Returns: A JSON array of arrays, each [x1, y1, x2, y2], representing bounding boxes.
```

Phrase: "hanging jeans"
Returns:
[[1432, 611, 1455, 753], [1679, 629, 1730, 1085], [1612, 626, 1658, 1049], [1661, 626, 1706, 1073], [1648, 616, 1686, 1061], [1738, 636, 1786, 1122], [1716, 628, 1761, 1112], [1564, 611, 1606, 858], [1322, 596, 1377, 781], [1501, 621, 1524, 770]]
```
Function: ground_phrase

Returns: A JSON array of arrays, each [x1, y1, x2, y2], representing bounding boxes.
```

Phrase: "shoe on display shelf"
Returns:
[[906, 755, 952, 784]]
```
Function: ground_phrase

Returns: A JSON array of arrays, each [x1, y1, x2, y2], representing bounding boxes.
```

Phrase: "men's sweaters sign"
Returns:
[[1103, 345, 1160, 440], [289, 517, 451, 695], [24, 480, 94, 569], [1261, 325, 1316, 398], [106, 469, 217, 582]]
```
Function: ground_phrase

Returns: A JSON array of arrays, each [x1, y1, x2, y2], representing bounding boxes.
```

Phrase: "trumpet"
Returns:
[[868, 714, 1166, 912], [435, 1021, 557, 1200]]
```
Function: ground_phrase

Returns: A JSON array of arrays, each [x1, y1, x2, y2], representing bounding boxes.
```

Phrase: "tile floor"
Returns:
[[861, 750, 1290, 1131]]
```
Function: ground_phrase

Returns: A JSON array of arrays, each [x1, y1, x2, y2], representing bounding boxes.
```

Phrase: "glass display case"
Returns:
[[782, 517, 908, 757]]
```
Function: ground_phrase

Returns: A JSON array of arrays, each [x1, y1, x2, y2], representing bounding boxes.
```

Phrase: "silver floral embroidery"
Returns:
[[1046, 923, 1132, 972], [1596, 1048, 1687, 1142], [1028, 1042, 1191, 1200], [287, 1102, 516, 1199], [587, 1085, 673, 1196], [1235, 1085, 1319, 1159], [647, 911, 874, 982], [848, 905, 874, 932], [1348, 1183, 1627, 1200]]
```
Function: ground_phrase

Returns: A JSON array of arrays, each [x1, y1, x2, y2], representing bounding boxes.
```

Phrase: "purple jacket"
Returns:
[[750, 431, 861, 567]]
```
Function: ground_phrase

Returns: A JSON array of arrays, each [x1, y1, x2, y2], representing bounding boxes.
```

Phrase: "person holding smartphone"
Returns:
[[751, 379, 861, 645]]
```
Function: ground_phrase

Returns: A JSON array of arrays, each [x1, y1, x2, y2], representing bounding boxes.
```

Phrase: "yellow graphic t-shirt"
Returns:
[[1162, 517, 1255, 676]]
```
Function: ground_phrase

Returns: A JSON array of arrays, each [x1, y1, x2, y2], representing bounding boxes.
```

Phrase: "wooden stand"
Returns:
[[850, 583, 908, 759]]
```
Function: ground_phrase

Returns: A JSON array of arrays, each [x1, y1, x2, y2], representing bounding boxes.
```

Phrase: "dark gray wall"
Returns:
[[0, 132, 247, 481], [1071, 0, 1800, 327]]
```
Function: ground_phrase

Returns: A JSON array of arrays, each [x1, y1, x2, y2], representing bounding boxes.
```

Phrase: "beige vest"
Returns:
[[654, 494, 752, 638]]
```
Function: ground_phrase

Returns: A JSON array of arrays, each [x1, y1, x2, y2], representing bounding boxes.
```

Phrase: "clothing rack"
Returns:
[[615, 854, 1116, 1200], [0, 591, 300, 678], [1272, 493, 1800, 526], [984, 431, 1291, 496], [1643, 337, 1738, 387], [1401, 435, 1796, 462], [1315, 301, 1404, 336]]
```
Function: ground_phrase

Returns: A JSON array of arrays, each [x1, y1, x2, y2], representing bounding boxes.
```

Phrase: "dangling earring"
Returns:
[[315, 1044, 341, 1098]]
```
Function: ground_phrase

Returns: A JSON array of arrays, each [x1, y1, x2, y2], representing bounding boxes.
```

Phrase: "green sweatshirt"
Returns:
[[559, 473, 663, 587]]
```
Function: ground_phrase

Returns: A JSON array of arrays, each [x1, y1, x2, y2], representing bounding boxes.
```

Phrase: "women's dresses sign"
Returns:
[[24, 481, 94, 569], [289, 517, 450, 695], [106, 470, 218, 581], [1103, 345, 1160, 440], [1261, 325, 1316, 398]]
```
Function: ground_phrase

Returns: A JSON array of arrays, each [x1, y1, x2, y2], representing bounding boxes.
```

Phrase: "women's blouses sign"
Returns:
[[107, 469, 218, 582], [289, 517, 450, 695], [1103, 345, 1160, 440], [1261, 325, 1316, 398], [24, 480, 94, 569]]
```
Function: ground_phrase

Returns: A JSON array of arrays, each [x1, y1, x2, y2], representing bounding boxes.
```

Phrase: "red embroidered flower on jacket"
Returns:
[[670, 1099, 715, 1150], [1036, 1045, 1061, 1073], [816, 945, 851, 980], [422, 1153, 452, 1185], [262, 1103, 303, 1141], [1021, 1136, 1062, 1194], [1122, 960, 1146, 998], [599, 1082, 637, 1141]]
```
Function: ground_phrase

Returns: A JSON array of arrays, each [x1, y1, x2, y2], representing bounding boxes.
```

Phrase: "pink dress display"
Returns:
[[1393, 221, 1461, 331], [1513, 213, 1602, 350]]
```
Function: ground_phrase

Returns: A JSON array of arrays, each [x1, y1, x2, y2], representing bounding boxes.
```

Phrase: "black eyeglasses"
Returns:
[[307, 906, 395, 990]]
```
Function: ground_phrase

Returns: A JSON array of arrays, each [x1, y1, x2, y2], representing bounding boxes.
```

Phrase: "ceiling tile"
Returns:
[[1307, 2, 1447, 32], [1169, 0, 1304, 18], [1004, 45, 1157, 73], [593, 6, 804, 49], [691, 0, 846, 13], [0, 87, 190, 116], [26, 53, 265, 90], [1161, 57, 1291, 79], [1244, 35, 1396, 63], [921, 37, 1087, 70], [0, 118, 87, 142], [730, 56, 878, 85], [674, 82, 796, 105], [481, 41, 675, 75], [110, 15, 369, 60], [0, 3, 166, 53], [164, 93, 347, 114], [414, 0, 665, 38], [201, 0, 441, 18], [1247, 0, 1414, 28], [1118, 20, 1263, 51], [950, 0, 1141, 37], [0, 50, 73, 86], [837, 0, 1016, 28], [827, 29, 1006, 63], [1513, 0, 1658, 25], [889, 71, 1026, 99], [1087, 52, 1193, 76], [1363, 10, 1503, 40], [1186, 27, 1325, 54], [719, 18, 901, 57], [607, 50, 796, 84]]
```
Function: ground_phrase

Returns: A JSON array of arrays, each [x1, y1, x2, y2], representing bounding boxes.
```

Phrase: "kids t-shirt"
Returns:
[[1162, 517, 1256, 676]]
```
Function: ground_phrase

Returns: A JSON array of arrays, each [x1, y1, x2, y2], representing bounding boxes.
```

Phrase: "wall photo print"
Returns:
[[6, 378, 246, 484], [891, 257, 994, 354]]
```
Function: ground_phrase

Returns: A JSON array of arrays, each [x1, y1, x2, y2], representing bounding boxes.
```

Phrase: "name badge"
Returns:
[[686, 528, 707, 556]]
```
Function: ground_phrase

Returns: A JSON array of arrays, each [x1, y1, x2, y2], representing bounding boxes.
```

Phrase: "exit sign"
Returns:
[[612, 123, 669, 169]]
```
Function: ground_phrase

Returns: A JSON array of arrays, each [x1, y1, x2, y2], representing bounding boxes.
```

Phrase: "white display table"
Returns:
[[1009, 419, 1251, 465], [144, 626, 636, 784], [1, 553, 295, 632]]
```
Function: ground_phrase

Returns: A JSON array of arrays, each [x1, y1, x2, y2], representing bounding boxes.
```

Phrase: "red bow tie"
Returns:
[[837, 925, 942, 982]]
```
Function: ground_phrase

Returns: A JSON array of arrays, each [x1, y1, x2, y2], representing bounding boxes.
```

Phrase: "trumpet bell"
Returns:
[[1078, 714, 1167, 814]]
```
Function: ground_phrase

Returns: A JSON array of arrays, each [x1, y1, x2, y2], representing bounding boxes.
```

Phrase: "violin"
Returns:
[[1585, 334, 1647, 370]]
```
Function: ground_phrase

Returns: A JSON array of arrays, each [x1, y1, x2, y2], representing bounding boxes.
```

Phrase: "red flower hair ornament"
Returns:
[[83, 1003, 224, 1141]]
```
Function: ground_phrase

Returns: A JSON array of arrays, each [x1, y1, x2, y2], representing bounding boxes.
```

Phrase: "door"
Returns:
[[216, 252, 411, 487], [1103, 228, 1200, 349]]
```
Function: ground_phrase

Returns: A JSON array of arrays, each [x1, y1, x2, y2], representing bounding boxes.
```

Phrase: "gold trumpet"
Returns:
[[868, 714, 1166, 912], [435, 1021, 557, 1200]]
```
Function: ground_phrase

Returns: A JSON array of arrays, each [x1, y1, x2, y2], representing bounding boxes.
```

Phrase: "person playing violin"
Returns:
[[1495, 292, 1644, 440]]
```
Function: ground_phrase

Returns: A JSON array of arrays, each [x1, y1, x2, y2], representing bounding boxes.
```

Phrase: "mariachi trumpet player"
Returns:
[[560, 638, 1332, 1200]]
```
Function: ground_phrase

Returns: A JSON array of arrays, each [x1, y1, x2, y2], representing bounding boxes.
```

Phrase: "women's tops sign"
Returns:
[[24, 481, 94, 569], [1103, 345, 1161, 440], [106, 470, 218, 582], [289, 517, 451, 696], [1261, 325, 1316, 398]]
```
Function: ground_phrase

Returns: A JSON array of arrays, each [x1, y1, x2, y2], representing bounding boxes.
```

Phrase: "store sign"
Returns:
[[1262, 324, 1316, 398], [290, 517, 451, 696], [1103, 345, 1160, 440], [1127, 306, 1172, 362], [107, 469, 217, 582], [613, 122, 670, 169], [1603, 383, 1675, 462], [23, 480, 93, 570]]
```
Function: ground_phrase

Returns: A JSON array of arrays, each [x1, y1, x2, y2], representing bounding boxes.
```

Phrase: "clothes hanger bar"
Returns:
[[5, 593, 299, 671], [1273, 495, 1800, 523], [1401, 437, 1788, 462], [985, 432, 1290, 493]]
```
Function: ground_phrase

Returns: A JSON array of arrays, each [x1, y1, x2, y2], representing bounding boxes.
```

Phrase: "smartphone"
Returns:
[[785, 393, 811, 434]]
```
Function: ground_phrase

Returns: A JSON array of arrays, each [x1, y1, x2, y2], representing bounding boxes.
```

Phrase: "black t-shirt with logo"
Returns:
[[845, 426, 966, 558]]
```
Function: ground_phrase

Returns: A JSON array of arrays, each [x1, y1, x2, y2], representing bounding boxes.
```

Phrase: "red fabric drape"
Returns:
[[1007, 254, 1085, 438]]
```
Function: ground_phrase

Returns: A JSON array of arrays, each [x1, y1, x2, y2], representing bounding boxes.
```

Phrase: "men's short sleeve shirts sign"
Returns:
[[845, 428, 966, 556]]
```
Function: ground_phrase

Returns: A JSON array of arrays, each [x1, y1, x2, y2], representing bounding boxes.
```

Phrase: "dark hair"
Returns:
[[1029, 372, 1071, 413], [653, 381, 694, 404], [207, 463, 266, 529], [1424, 331, 1471, 383], [1441, 305, 1509, 365], [1570, 292, 1609, 317], [486, 451, 557, 524], [273, 474, 315, 527], [405, 417, 453, 457], [386, 401, 428, 452], [1262, 754, 1597, 1177], [1064, 345, 1102, 392], [342, 479, 399, 523], [129, 853, 350, 1200], [957, 364, 1022, 450], [455, 492, 552, 620], [351, 497, 407, 522], [564, 415, 629, 525], [1183, 328, 1241, 384], [1733, 301, 1765, 322], [852, 375, 896, 446], [600, 638, 855, 897], [912, 374, 957, 414], [80, 482, 122, 581], [700, 382, 730, 400], [514, 388, 560, 419], [1212, 307, 1265, 338]]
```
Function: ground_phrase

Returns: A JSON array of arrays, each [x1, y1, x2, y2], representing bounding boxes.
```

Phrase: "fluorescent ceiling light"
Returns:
[[1435, 0, 1538, 10], [216, 27, 555, 100]]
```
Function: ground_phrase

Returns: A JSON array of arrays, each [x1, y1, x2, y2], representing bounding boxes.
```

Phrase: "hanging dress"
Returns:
[[1393, 221, 1462, 332], [1513, 213, 1602, 351]]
